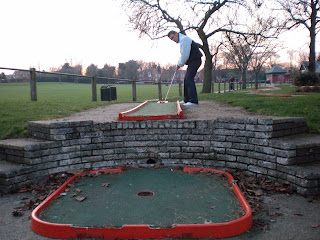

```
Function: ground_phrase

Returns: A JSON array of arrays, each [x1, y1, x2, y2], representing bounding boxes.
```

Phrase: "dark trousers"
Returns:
[[184, 58, 201, 104]]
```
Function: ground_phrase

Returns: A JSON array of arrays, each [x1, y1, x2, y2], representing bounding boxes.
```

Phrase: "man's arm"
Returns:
[[177, 36, 192, 67]]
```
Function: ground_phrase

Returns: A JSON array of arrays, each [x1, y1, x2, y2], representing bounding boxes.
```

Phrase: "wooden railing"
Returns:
[[0, 67, 267, 102]]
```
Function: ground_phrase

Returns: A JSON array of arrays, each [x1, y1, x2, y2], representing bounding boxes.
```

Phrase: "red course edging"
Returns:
[[31, 166, 252, 239]]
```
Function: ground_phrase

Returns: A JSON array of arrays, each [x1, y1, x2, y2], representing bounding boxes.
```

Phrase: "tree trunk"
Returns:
[[255, 71, 259, 89], [309, 0, 317, 72], [241, 70, 247, 89], [201, 54, 213, 93]]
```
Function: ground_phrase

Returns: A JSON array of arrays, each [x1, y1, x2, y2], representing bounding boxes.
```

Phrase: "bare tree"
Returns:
[[123, 0, 261, 93], [223, 32, 254, 89], [276, 0, 320, 72], [250, 39, 278, 89]]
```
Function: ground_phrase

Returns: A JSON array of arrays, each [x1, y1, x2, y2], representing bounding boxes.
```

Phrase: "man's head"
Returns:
[[168, 31, 179, 43]]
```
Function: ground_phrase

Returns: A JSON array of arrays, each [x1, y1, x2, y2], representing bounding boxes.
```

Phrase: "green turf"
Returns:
[[127, 102, 178, 116], [39, 168, 244, 227]]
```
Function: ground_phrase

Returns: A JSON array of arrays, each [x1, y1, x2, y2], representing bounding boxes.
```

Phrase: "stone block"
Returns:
[[214, 129, 236, 136], [287, 174, 320, 188], [170, 152, 193, 159], [158, 135, 181, 141], [92, 149, 115, 155], [226, 162, 248, 170], [82, 156, 103, 163], [80, 144, 102, 151], [275, 149, 296, 158], [170, 129, 192, 135], [255, 146, 275, 155], [189, 141, 210, 147], [158, 152, 170, 158], [237, 156, 257, 165], [182, 135, 204, 141], [258, 160, 276, 169], [216, 154, 236, 162], [226, 149, 247, 157], [226, 136, 247, 143], [296, 186, 320, 196], [254, 132, 273, 139], [182, 147, 204, 153], [92, 137, 114, 144], [248, 165, 267, 174], [211, 142, 232, 148], [276, 157, 291, 165], [231, 143, 251, 151], [235, 131, 255, 138], [212, 148, 226, 154], [247, 151, 276, 162], [267, 169, 287, 180], [194, 153, 215, 160], [59, 158, 82, 166]]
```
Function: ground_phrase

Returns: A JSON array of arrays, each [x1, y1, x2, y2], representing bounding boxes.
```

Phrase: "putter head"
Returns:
[[157, 101, 168, 104]]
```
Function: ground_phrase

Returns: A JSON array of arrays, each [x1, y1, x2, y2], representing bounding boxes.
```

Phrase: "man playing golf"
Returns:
[[168, 31, 203, 106]]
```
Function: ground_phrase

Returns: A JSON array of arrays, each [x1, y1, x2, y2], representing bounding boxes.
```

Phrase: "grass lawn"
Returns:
[[200, 85, 320, 133], [0, 82, 319, 140]]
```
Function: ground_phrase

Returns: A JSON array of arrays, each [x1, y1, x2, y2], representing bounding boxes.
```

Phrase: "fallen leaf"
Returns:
[[279, 187, 287, 192], [268, 212, 283, 217], [12, 210, 24, 217], [101, 183, 110, 187], [75, 196, 86, 202], [74, 188, 82, 193], [255, 190, 263, 196], [311, 224, 320, 228], [293, 212, 303, 216]]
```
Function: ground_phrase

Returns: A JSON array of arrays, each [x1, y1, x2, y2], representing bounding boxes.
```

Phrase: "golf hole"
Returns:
[[138, 191, 154, 197]]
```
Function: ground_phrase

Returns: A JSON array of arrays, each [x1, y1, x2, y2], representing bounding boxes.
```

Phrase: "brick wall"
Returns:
[[1, 117, 319, 195]]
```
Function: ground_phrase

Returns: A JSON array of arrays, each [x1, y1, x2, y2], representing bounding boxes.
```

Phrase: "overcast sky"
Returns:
[[0, 0, 316, 73]]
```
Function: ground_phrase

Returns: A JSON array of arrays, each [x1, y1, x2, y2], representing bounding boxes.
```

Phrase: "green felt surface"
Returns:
[[39, 168, 244, 227], [127, 102, 178, 116]]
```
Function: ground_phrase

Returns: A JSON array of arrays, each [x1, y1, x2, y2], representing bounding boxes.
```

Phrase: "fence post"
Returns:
[[229, 81, 231, 92], [30, 68, 37, 101], [218, 80, 221, 93], [179, 81, 182, 96], [132, 79, 137, 101], [92, 76, 97, 101], [224, 81, 226, 93], [158, 80, 162, 100]]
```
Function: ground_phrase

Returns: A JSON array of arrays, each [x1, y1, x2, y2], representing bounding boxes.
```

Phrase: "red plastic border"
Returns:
[[118, 101, 184, 121], [31, 166, 252, 239]]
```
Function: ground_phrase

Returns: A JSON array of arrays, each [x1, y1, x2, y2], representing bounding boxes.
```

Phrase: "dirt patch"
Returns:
[[48, 100, 267, 123]]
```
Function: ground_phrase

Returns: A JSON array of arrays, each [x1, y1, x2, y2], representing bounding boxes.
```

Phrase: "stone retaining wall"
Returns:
[[1, 117, 319, 195]]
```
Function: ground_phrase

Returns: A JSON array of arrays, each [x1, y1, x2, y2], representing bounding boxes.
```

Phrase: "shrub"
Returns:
[[293, 71, 320, 86]]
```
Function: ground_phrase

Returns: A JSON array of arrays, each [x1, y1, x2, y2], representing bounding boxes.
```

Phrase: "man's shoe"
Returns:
[[179, 100, 186, 104], [183, 102, 198, 107]]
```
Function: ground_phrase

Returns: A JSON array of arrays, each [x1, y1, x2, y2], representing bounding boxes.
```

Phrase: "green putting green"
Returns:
[[39, 168, 244, 227], [127, 102, 177, 116]]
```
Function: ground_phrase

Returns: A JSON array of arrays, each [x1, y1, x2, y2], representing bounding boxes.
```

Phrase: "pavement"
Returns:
[[0, 191, 319, 240]]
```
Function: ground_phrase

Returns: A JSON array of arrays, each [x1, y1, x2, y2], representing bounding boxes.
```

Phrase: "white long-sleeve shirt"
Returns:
[[177, 33, 192, 67]]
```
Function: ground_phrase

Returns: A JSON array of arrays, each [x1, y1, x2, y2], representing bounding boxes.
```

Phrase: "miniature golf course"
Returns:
[[118, 101, 183, 120], [31, 167, 252, 239]]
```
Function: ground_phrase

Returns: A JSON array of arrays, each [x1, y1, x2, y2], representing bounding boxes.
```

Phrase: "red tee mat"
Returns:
[[118, 100, 184, 121], [31, 166, 252, 239]]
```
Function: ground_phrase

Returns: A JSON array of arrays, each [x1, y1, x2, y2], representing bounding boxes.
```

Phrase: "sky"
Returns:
[[0, 0, 316, 74]]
